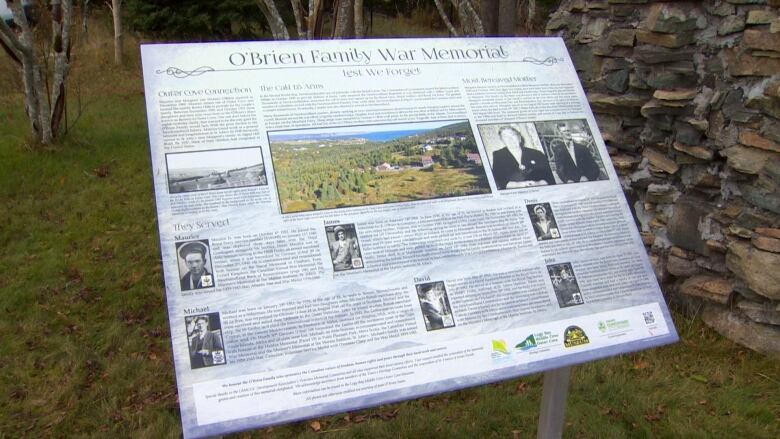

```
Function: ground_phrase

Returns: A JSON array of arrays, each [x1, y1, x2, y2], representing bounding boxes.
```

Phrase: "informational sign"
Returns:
[[140, 38, 678, 438]]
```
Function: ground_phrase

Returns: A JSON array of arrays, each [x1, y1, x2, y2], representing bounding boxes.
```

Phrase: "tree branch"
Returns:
[[290, 0, 305, 39], [256, 0, 290, 40], [434, 0, 459, 36]]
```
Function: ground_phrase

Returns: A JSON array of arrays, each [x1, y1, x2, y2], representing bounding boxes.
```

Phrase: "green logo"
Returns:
[[516, 334, 537, 351], [492, 339, 509, 354]]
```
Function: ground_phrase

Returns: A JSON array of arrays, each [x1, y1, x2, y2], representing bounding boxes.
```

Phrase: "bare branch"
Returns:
[[434, 0, 459, 36], [290, 0, 305, 39], [461, 0, 485, 36], [0, 18, 25, 57], [256, 0, 290, 40]]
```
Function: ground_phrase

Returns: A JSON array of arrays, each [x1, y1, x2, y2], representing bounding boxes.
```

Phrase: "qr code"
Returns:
[[643, 311, 655, 325]]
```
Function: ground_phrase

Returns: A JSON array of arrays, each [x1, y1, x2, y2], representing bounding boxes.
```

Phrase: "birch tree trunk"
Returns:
[[290, 0, 305, 39], [307, 0, 324, 39], [110, 0, 123, 65], [354, 0, 364, 38], [479, 0, 498, 36], [332, 0, 355, 39], [497, 0, 516, 36], [0, 0, 74, 144], [433, 0, 459, 36], [257, 0, 290, 40]]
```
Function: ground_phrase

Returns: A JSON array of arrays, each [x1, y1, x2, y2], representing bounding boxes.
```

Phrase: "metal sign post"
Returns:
[[537, 366, 573, 439]]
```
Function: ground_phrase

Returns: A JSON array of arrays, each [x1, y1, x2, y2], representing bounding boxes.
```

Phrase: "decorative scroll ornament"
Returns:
[[156, 66, 215, 78], [521, 56, 564, 66]]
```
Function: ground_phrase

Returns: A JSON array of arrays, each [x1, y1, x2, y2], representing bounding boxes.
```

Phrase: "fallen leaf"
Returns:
[[691, 374, 708, 383], [309, 420, 321, 432], [515, 382, 529, 395], [697, 400, 708, 405]]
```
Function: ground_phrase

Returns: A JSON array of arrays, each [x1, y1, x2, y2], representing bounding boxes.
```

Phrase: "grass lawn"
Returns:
[[0, 19, 778, 439]]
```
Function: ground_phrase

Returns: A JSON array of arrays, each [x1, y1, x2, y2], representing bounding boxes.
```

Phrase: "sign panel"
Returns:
[[140, 38, 678, 438]]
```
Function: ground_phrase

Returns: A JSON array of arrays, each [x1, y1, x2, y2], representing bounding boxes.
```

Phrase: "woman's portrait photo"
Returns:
[[526, 202, 561, 241], [478, 123, 555, 190]]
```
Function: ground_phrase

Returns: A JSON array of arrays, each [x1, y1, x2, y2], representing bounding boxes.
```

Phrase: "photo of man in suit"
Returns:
[[177, 240, 215, 291], [544, 121, 606, 184], [186, 314, 226, 369]]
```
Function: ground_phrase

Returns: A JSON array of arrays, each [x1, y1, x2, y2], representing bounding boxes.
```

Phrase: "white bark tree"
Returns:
[[107, 0, 123, 65], [256, 0, 364, 41], [0, 0, 74, 145], [433, 0, 484, 36]]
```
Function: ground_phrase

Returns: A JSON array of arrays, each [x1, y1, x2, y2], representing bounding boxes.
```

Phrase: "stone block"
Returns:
[[746, 10, 776, 25], [642, 3, 702, 33], [721, 145, 777, 174], [634, 45, 696, 64], [727, 241, 780, 300], [737, 300, 780, 326], [702, 304, 780, 358], [705, 1, 735, 17], [667, 196, 710, 254], [755, 227, 780, 239], [588, 93, 647, 116], [752, 234, 780, 253], [680, 275, 734, 304], [636, 30, 695, 48], [675, 121, 703, 145], [667, 255, 701, 277], [653, 89, 698, 101], [743, 29, 780, 52], [741, 181, 780, 215], [643, 147, 680, 174], [728, 50, 780, 76], [608, 29, 636, 47], [739, 130, 780, 153], [718, 15, 746, 36], [576, 17, 610, 43], [673, 142, 714, 160], [604, 69, 630, 93]]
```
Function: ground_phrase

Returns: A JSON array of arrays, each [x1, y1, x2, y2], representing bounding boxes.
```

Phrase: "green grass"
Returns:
[[0, 16, 779, 439]]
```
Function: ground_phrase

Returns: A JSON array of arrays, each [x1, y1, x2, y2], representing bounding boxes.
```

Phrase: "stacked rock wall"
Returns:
[[547, 0, 780, 357]]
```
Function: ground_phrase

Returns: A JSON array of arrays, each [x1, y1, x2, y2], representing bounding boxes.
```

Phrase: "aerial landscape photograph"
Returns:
[[269, 120, 491, 213]]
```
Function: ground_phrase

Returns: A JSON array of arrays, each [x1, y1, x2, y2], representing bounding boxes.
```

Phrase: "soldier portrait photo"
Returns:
[[325, 224, 364, 272], [547, 262, 585, 308], [185, 313, 226, 369], [176, 240, 216, 291], [416, 281, 455, 331]]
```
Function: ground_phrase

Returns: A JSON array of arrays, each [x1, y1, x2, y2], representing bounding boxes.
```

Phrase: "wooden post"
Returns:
[[537, 366, 572, 439]]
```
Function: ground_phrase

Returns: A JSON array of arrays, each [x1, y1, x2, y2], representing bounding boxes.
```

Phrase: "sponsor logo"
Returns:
[[492, 339, 510, 355], [516, 334, 537, 351], [598, 318, 630, 333], [563, 325, 590, 348], [514, 331, 560, 352]]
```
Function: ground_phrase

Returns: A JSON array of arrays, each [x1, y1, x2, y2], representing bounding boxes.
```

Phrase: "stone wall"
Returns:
[[547, 0, 780, 357]]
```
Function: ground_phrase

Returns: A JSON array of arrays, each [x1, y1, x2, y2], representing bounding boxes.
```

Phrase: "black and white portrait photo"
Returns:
[[547, 263, 585, 308], [534, 119, 608, 184], [185, 313, 226, 369], [176, 240, 215, 291], [325, 224, 363, 272], [478, 123, 555, 190], [526, 202, 561, 241], [416, 281, 455, 331], [166, 146, 267, 194]]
